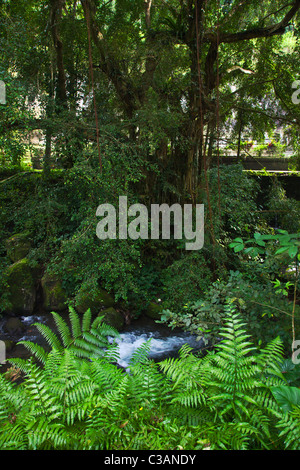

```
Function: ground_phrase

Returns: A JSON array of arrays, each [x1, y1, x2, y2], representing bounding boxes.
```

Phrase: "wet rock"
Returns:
[[99, 307, 125, 331], [41, 273, 68, 312], [5, 258, 37, 315], [144, 301, 163, 320], [75, 285, 115, 314], [6, 231, 32, 263], [4, 340, 16, 352], [12, 343, 31, 360], [4, 317, 25, 335]]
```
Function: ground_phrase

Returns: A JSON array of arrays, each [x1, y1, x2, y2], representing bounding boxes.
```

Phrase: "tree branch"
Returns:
[[49, 0, 68, 105], [216, 0, 300, 44], [80, 0, 159, 119]]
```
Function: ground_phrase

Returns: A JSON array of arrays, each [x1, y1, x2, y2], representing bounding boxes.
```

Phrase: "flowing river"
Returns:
[[0, 312, 205, 370]]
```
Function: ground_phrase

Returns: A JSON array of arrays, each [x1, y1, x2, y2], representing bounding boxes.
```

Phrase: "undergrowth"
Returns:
[[1, 303, 300, 450]]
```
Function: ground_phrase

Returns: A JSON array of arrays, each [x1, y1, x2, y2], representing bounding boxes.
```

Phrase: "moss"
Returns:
[[144, 301, 163, 320], [75, 285, 115, 314], [5, 258, 37, 315], [41, 273, 68, 312], [6, 231, 32, 262], [99, 307, 124, 331]]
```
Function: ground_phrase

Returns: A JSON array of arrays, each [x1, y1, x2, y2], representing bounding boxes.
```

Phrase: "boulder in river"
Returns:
[[4, 317, 26, 335], [75, 284, 115, 314], [99, 307, 124, 331], [144, 301, 163, 320]]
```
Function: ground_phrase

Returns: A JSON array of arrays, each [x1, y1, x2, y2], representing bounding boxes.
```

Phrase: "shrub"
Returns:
[[160, 270, 300, 351], [161, 252, 213, 310]]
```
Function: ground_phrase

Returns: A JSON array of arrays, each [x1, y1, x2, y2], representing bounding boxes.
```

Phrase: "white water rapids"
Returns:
[[109, 320, 204, 369], [1, 313, 205, 368]]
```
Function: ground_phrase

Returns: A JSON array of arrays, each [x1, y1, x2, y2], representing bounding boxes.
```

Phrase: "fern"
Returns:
[[15, 306, 120, 364], [2, 301, 300, 450], [276, 406, 300, 449], [160, 301, 288, 449]]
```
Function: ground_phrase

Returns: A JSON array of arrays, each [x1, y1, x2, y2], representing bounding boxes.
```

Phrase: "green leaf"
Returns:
[[271, 385, 300, 412], [275, 246, 289, 255], [288, 246, 298, 259], [234, 244, 244, 253]]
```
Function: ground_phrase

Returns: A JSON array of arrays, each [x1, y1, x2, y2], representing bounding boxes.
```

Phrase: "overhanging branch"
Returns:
[[216, 0, 300, 44]]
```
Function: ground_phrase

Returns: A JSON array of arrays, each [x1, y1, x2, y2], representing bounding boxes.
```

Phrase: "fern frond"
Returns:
[[129, 339, 152, 368], [32, 323, 63, 351], [256, 336, 285, 381], [82, 308, 92, 332], [8, 357, 37, 374], [82, 330, 109, 348], [0, 423, 28, 450], [51, 311, 72, 348], [89, 358, 125, 392], [102, 341, 120, 363], [23, 361, 58, 415], [17, 307, 120, 364], [43, 348, 64, 379], [72, 338, 106, 358], [91, 323, 120, 340], [16, 341, 48, 365], [276, 407, 300, 450], [205, 421, 261, 450], [26, 418, 68, 450], [69, 305, 82, 338], [129, 361, 169, 407]]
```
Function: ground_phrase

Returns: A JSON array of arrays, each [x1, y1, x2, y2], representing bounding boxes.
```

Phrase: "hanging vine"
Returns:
[[195, 0, 217, 256], [216, 0, 221, 216], [84, 0, 102, 172]]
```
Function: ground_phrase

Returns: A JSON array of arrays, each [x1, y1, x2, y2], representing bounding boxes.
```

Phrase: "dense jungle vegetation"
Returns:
[[1, 0, 300, 451]]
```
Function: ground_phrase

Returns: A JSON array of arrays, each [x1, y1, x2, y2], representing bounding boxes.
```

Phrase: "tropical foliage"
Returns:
[[1, 0, 300, 453], [1, 304, 300, 450]]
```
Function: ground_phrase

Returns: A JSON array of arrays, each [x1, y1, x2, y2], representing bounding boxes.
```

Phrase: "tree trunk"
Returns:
[[236, 113, 244, 162], [43, 63, 55, 176], [50, 0, 68, 107]]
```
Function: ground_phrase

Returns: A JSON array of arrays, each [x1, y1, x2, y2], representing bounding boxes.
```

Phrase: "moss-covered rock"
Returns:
[[144, 301, 163, 320], [5, 258, 37, 315], [99, 307, 124, 331], [41, 273, 68, 312], [4, 317, 26, 335], [5, 231, 32, 263], [75, 285, 115, 314]]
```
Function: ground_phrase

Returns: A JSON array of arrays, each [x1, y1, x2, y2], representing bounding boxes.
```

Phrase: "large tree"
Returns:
[[1, 0, 300, 200], [78, 0, 300, 199]]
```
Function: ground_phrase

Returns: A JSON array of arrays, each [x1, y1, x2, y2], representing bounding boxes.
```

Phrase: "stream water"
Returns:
[[109, 315, 204, 368], [0, 311, 205, 370]]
